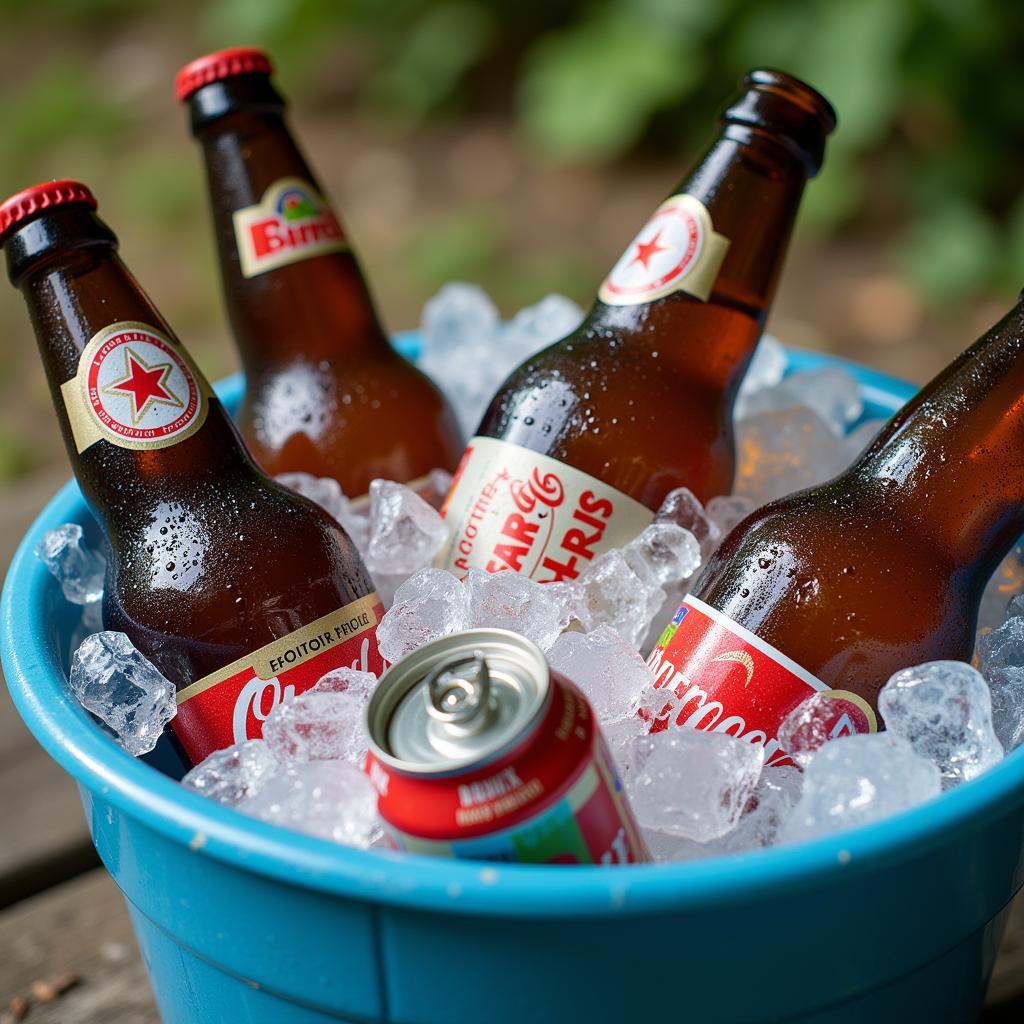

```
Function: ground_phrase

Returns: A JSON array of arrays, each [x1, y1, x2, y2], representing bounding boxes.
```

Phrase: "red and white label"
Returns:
[[645, 595, 877, 767], [435, 436, 654, 580], [173, 593, 384, 764], [599, 194, 729, 305], [233, 176, 348, 278], [61, 322, 210, 453]]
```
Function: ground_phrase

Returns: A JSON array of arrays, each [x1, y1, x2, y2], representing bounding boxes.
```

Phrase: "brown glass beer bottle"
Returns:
[[436, 70, 835, 582], [646, 296, 1024, 766], [176, 47, 462, 495], [1, 181, 386, 767]]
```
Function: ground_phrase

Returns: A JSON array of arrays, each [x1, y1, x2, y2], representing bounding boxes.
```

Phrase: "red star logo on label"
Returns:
[[628, 228, 671, 271], [103, 347, 184, 425]]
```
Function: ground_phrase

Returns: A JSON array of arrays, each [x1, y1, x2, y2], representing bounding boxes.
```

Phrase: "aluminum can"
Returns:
[[364, 628, 648, 865]]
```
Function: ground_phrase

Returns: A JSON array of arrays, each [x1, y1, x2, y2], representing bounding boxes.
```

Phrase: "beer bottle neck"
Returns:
[[189, 77, 387, 372], [858, 301, 1024, 581], [588, 70, 832, 401], [8, 206, 253, 528]]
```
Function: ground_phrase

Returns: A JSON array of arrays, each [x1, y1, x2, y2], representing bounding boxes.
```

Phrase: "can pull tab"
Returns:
[[425, 651, 494, 732]]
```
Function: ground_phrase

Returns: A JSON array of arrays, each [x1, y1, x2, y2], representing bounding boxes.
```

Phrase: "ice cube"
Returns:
[[238, 759, 382, 847], [502, 294, 584, 360], [737, 334, 787, 397], [182, 739, 277, 807], [376, 568, 471, 663], [276, 472, 369, 550], [545, 625, 654, 728], [978, 616, 1024, 751], [879, 661, 1003, 786], [705, 495, 755, 539], [420, 284, 502, 436], [736, 366, 862, 435], [310, 666, 378, 699], [779, 733, 941, 844], [421, 282, 501, 361], [722, 765, 803, 852], [36, 523, 105, 604], [365, 480, 448, 577], [263, 686, 371, 766], [464, 568, 566, 651], [655, 487, 721, 555], [624, 523, 701, 588], [626, 729, 765, 841], [545, 580, 590, 631], [777, 693, 862, 768], [734, 406, 848, 503], [69, 631, 176, 756], [576, 549, 663, 648]]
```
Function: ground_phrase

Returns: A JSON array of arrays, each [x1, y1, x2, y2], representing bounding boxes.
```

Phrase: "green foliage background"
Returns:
[[0, 0, 1022, 484], [4, 0, 1023, 305]]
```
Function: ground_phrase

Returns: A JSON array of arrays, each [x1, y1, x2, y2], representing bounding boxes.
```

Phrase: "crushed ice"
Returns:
[[45, 285, 1024, 859]]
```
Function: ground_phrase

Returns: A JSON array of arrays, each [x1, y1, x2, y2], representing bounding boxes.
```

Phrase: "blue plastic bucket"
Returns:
[[4, 343, 1024, 1024]]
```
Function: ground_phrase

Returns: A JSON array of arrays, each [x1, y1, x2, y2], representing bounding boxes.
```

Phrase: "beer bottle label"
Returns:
[[60, 321, 211, 454], [233, 176, 348, 278], [646, 595, 877, 767], [173, 593, 385, 763], [435, 437, 654, 581], [598, 194, 729, 306]]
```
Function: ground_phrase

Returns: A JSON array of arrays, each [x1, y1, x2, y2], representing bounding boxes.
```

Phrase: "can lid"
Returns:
[[366, 629, 550, 775], [0, 181, 97, 245], [175, 47, 273, 103]]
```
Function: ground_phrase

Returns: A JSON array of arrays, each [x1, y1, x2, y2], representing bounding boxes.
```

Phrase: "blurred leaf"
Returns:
[[365, 3, 495, 121], [0, 427, 36, 483], [897, 201, 998, 305], [519, 13, 703, 161], [406, 209, 502, 290]]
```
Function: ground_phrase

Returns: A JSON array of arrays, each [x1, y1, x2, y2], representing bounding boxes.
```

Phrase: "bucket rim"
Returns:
[[7, 346, 1024, 919]]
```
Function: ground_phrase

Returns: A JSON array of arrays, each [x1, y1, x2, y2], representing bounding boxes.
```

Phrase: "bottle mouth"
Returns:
[[722, 68, 837, 176], [745, 69, 837, 133], [0, 181, 97, 247], [175, 47, 273, 103]]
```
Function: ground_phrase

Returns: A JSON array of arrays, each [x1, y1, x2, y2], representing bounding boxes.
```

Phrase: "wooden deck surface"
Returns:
[[3, 472, 1024, 1022]]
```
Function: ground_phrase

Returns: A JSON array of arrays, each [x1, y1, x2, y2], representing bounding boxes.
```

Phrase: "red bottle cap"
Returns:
[[175, 47, 273, 103], [0, 181, 97, 244]]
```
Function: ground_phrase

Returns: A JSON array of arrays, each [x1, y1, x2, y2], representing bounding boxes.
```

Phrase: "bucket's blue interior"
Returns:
[[5, 336, 1024, 919]]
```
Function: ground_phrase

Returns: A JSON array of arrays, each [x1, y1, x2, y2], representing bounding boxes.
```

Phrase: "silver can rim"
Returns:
[[365, 628, 551, 776]]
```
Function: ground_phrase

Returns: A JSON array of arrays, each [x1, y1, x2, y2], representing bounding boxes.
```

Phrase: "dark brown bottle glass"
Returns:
[[177, 47, 463, 496], [436, 70, 835, 583], [1, 181, 386, 767], [646, 297, 1024, 764]]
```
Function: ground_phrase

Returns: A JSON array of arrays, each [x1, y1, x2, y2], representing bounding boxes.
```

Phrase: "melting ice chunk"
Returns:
[[36, 523, 105, 604], [626, 729, 765, 842], [69, 631, 176, 756], [238, 759, 382, 848], [365, 480, 448, 577], [376, 569, 471, 663], [464, 568, 567, 651], [978, 615, 1024, 752], [182, 739, 277, 806], [779, 733, 941, 844], [879, 661, 1003, 786]]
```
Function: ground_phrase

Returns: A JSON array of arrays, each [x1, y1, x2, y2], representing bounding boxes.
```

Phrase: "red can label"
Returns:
[[233, 176, 348, 278], [435, 436, 653, 580], [599, 194, 729, 306], [366, 677, 648, 864], [645, 595, 877, 767], [174, 593, 385, 763], [60, 321, 211, 454]]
